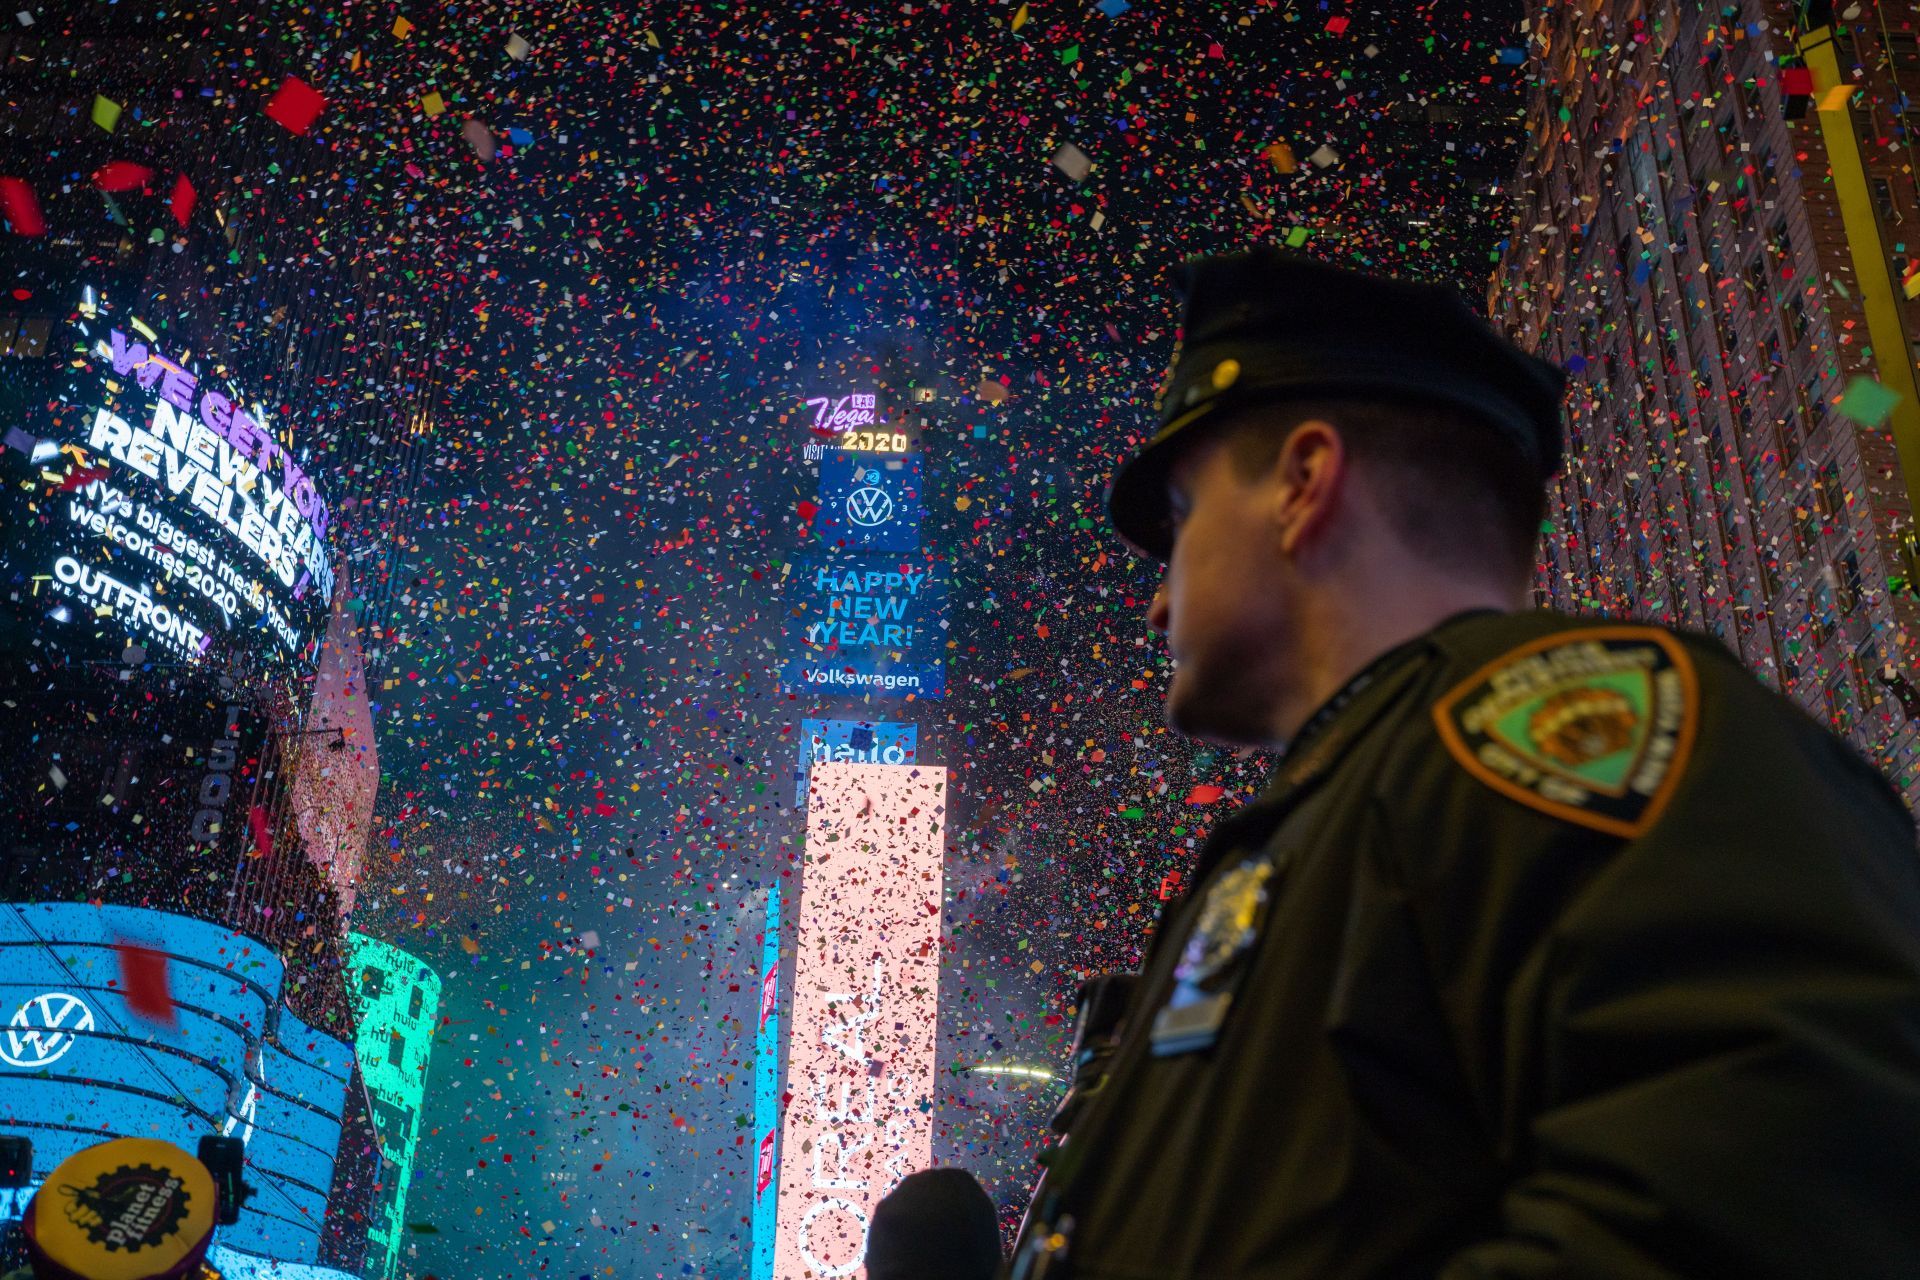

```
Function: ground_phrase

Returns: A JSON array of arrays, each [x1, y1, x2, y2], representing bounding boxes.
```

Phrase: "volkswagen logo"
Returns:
[[1, 991, 96, 1068], [846, 486, 894, 528]]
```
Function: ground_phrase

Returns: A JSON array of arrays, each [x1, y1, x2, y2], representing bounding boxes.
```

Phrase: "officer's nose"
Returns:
[[1147, 579, 1171, 637]]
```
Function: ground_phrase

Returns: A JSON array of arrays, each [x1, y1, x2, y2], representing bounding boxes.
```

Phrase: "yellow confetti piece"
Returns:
[[1012, 3, 1029, 30], [91, 95, 121, 132], [392, 14, 413, 38], [422, 90, 446, 116]]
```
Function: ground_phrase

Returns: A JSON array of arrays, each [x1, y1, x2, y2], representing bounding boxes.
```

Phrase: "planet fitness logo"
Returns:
[[57, 1163, 191, 1254]]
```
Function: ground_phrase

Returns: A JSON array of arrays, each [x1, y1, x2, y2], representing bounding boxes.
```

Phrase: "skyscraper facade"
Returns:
[[1493, 0, 1920, 803], [0, 1, 449, 1273]]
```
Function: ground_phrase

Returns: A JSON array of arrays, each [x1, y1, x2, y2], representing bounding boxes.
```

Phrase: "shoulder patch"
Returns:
[[1432, 626, 1698, 838]]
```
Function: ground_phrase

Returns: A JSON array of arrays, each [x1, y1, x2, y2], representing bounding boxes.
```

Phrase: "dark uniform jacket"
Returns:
[[1020, 608, 1920, 1279]]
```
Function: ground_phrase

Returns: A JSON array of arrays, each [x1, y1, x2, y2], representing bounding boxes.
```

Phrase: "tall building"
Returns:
[[1492, 0, 1920, 804], [0, 0, 444, 1273]]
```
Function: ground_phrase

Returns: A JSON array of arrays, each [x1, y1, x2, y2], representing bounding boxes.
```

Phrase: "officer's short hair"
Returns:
[[1221, 397, 1547, 586]]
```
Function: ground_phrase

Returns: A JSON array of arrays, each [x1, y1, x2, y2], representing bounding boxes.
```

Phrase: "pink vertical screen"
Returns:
[[773, 762, 948, 1279]]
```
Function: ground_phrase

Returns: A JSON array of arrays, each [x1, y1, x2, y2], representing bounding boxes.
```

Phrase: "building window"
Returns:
[[388, 1031, 407, 1067], [1851, 639, 1879, 712], [1769, 218, 1793, 266], [1795, 493, 1821, 557], [1774, 410, 1801, 465], [1744, 253, 1771, 311], [1814, 460, 1842, 518], [1782, 294, 1808, 348], [408, 986, 424, 1019], [1812, 580, 1839, 649], [1839, 548, 1864, 612], [1797, 370, 1828, 436], [1825, 669, 1859, 735], [1890, 30, 1920, 73], [1874, 176, 1899, 223]]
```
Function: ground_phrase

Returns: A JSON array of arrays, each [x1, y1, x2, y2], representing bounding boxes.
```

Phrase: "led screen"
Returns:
[[0, 293, 334, 674], [773, 762, 947, 1279], [0, 903, 351, 1265], [781, 555, 947, 700], [344, 932, 442, 1280], [815, 453, 924, 552], [795, 719, 919, 806], [749, 881, 783, 1280]]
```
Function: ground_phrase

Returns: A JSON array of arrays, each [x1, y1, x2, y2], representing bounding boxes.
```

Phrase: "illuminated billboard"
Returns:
[[799, 392, 919, 462], [773, 762, 948, 1279], [344, 932, 441, 1280], [781, 556, 947, 700], [0, 902, 353, 1267], [795, 719, 919, 805], [1, 293, 334, 672], [815, 453, 925, 552], [749, 881, 783, 1280]]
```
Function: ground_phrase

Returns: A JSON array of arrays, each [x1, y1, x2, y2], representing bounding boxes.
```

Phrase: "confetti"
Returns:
[[264, 76, 325, 134]]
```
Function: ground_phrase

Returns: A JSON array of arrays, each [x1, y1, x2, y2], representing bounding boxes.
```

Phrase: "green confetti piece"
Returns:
[[1838, 375, 1901, 427], [91, 95, 122, 132]]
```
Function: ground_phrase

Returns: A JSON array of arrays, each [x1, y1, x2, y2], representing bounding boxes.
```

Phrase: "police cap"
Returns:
[[1106, 249, 1568, 561]]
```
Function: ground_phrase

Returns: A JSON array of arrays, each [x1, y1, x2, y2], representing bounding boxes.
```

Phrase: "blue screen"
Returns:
[[815, 452, 925, 551], [749, 882, 782, 1280], [0, 903, 349, 1267], [794, 718, 920, 804], [782, 554, 948, 700]]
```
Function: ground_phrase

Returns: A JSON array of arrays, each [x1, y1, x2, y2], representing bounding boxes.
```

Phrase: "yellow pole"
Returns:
[[1800, 24, 1920, 575]]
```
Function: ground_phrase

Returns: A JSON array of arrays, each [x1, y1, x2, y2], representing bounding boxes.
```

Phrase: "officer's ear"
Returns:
[[1267, 418, 1350, 559]]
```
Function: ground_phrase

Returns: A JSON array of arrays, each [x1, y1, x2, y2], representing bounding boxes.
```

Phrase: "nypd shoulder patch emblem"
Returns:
[[1432, 626, 1699, 838]]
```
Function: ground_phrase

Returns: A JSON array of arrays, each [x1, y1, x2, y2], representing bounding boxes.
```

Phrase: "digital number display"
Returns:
[[836, 431, 909, 453]]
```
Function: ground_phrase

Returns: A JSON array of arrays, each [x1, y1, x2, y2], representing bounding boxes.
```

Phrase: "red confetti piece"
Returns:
[[265, 76, 326, 134], [56, 466, 111, 492], [115, 942, 176, 1027], [1184, 784, 1226, 804], [170, 173, 197, 226], [797, 500, 818, 521], [93, 160, 154, 192], [0, 178, 46, 236], [249, 803, 272, 859]]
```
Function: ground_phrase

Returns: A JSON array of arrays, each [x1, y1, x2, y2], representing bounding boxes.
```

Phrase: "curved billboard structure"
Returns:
[[2, 290, 334, 676], [0, 902, 354, 1270]]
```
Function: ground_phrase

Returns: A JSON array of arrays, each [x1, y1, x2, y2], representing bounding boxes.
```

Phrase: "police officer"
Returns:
[[1007, 250, 1920, 1279]]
